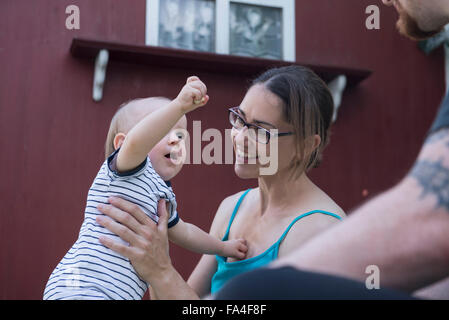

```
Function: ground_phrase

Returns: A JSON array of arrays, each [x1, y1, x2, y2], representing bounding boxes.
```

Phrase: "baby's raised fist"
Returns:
[[175, 76, 209, 113]]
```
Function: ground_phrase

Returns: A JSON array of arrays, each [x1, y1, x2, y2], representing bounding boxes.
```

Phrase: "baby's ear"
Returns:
[[113, 133, 126, 150]]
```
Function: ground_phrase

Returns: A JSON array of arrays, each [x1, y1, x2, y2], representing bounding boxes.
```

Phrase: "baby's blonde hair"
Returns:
[[104, 97, 171, 159]]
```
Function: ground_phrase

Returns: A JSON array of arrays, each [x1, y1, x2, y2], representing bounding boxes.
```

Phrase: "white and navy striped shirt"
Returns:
[[43, 149, 179, 300]]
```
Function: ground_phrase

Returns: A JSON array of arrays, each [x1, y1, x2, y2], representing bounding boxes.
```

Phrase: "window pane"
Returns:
[[159, 0, 216, 52], [230, 3, 283, 59]]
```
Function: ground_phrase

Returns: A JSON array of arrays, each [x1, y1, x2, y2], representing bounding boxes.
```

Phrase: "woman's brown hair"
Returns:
[[252, 65, 334, 178]]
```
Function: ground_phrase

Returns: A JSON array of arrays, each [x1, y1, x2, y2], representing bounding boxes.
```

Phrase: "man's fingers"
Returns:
[[157, 200, 169, 231], [99, 235, 138, 259], [97, 202, 142, 234], [107, 197, 153, 226], [96, 215, 141, 245]]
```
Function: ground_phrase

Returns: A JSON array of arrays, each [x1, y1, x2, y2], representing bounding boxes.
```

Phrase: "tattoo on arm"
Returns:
[[409, 129, 449, 211]]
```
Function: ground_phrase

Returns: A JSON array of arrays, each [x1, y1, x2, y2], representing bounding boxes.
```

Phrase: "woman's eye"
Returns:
[[236, 117, 244, 127], [176, 132, 185, 140]]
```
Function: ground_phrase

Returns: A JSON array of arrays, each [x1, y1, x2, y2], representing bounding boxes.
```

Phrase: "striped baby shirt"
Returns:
[[43, 149, 179, 300]]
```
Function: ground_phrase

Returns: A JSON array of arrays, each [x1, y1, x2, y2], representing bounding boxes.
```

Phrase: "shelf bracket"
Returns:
[[328, 74, 347, 123], [92, 49, 109, 102]]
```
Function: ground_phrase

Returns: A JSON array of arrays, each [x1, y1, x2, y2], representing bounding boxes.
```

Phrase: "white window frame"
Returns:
[[146, 0, 295, 61]]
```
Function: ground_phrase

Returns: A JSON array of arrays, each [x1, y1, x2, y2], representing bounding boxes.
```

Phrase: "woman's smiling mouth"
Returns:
[[235, 147, 258, 161]]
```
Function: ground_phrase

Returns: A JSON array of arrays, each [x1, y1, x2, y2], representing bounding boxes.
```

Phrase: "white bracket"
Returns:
[[93, 49, 109, 102], [328, 74, 347, 123]]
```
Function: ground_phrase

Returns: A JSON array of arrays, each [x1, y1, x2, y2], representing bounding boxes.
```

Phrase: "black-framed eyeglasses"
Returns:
[[228, 107, 294, 144]]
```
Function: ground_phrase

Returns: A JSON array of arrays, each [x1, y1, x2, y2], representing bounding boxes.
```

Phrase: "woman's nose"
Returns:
[[232, 126, 251, 148], [382, 0, 394, 6]]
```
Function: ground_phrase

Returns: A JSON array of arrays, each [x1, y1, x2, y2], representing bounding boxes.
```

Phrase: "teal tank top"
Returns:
[[210, 189, 342, 294]]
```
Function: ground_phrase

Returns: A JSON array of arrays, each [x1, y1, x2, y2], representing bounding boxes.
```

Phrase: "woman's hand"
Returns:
[[96, 197, 172, 284]]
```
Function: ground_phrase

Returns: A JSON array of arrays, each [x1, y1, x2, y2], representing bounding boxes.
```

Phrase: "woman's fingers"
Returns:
[[107, 196, 153, 227]]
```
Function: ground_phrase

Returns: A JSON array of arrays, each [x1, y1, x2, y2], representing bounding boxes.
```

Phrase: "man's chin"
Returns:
[[397, 15, 442, 41]]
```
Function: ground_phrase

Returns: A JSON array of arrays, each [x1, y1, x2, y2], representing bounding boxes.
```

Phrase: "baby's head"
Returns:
[[105, 97, 187, 181]]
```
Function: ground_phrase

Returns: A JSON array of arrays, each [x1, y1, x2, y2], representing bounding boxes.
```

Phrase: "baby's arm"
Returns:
[[168, 219, 247, 259], [116, 77, 209, 172]]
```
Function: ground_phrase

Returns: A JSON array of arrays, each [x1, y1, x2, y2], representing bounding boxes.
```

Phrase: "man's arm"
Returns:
[[274, 128, 449, 292]]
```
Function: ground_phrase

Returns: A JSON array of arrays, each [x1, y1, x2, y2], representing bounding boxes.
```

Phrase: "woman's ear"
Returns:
[[113, 133, 126, 150], [305, 134, 321, 155], [312, 134, 321, 151]]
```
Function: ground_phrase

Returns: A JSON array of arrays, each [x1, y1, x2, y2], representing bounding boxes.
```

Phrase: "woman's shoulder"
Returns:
[[309, 185, 346, 219], [277, 190, 345, 257], [215, 189, 251, 222], [317, 196, 346, 220], [209, 189, 251, 238], [221, 189, 249, 208]]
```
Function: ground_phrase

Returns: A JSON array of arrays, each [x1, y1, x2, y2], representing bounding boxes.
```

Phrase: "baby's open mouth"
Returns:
[[165, 151, 182, 161]]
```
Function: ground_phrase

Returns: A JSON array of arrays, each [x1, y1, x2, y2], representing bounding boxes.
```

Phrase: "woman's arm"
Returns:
[[187, 193, 243, 297]]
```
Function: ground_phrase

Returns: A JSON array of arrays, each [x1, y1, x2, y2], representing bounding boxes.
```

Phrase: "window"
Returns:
[[146, 0, 295, 61]]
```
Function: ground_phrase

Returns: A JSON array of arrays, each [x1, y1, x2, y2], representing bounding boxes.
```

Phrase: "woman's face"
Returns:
[[231, 84, 296, 179]]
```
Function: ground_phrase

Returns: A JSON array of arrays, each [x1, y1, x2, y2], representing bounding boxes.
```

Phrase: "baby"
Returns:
[[43, 76, 247, 300]]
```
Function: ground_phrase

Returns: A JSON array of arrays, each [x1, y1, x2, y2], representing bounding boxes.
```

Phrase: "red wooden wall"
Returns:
[[0, 0, 444, 299]]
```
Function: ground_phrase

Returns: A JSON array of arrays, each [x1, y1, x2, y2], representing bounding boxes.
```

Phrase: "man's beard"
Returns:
[[396, 5, 442, 40]]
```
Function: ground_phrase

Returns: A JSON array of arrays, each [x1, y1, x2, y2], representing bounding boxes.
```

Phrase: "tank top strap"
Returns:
[[276, 210, 342, 245], [222, 189, 252, 241]]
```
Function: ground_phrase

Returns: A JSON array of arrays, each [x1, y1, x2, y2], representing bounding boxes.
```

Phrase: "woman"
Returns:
[[96, 65, 346, 299]]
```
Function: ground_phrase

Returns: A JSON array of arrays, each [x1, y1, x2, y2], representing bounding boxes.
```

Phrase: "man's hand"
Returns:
[[96, 198, 172, 284]]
